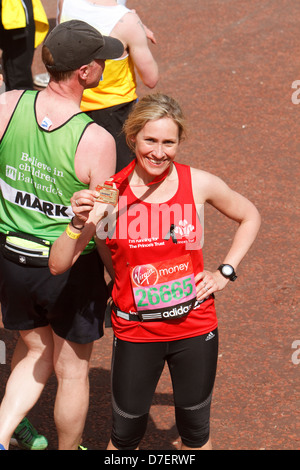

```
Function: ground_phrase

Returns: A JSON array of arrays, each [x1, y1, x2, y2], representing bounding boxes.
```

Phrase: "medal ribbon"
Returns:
[[104, 159, 171, 188]]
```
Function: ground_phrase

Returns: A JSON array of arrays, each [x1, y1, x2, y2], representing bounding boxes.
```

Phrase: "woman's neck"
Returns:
[[128, 163, 179, 204], [130, 163, 174, 187]]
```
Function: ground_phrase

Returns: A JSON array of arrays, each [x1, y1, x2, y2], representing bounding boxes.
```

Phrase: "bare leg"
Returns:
[[10, 336, 27, 370], [0, 326, 54, 449], [106, 439, 138, 450], [53, 332, 93, 450], [107, 439, 118, 450]]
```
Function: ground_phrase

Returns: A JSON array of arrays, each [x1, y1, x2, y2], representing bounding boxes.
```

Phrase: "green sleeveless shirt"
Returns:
[[0, 90, 95, 252]]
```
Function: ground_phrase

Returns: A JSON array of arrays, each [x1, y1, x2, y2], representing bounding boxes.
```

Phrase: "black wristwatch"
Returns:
[[217, 264, 237, 281]]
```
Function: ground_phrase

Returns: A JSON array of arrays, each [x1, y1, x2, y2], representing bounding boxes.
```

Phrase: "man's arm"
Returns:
[[113, 11, 159, 89], [74, 122, 117, 189], [191, 168, 261, 300]]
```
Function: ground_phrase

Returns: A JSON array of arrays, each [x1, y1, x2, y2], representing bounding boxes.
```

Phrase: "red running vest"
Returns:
[[106, 162, 217, 342]]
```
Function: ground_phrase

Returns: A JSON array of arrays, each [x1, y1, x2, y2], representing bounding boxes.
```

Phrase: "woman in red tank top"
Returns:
[[50, 93, 261, 451]]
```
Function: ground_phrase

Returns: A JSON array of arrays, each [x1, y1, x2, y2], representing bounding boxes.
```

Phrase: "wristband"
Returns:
[[65, 225, 81, 240], [71, 216, 84, 230]]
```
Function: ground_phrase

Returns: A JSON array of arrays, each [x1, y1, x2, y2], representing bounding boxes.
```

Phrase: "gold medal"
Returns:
[[95, 183, 119, 206]]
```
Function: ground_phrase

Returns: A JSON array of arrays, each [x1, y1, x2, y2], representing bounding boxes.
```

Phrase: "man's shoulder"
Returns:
[[113, 10, 143, 39], [83, 120, 115, 141], [0, 90, 24, 137], [0, 89, 24, 109], [78, 121, 116, 155]]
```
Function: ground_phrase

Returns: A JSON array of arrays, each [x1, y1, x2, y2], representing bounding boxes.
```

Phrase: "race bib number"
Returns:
[[130, 254, 197, 321]]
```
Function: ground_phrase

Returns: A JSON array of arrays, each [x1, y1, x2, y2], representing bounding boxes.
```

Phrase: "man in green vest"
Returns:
[[0, 20, 123, 450]]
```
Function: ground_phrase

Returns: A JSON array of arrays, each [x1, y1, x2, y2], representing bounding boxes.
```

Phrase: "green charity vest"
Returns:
[[0, 90, 95, 252]]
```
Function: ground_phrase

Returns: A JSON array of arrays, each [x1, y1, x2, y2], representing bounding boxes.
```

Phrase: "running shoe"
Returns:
[[10, 417, 48, 450], [0, 444, 6, 450]]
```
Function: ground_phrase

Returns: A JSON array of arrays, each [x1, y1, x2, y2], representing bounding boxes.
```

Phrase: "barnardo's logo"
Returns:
[[6, 165, 17, 181], [131, 264, 158, 286]]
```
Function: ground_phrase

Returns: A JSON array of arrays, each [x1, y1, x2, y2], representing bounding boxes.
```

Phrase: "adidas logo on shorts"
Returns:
[[205, 331, 215, 341]]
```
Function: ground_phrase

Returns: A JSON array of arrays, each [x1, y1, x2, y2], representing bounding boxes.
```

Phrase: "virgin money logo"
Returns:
[[132, 264, 158, 286]]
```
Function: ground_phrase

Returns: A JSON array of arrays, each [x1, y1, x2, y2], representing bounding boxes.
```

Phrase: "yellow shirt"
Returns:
[[60, 0, 137, 110], [1, 0, 49, 47], [81, 55, 137, 111]]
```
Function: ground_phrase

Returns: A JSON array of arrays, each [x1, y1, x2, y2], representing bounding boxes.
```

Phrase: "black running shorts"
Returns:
[[0, 248, 108, 344]]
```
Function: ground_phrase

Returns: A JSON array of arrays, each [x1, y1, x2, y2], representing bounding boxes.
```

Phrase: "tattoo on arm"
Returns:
[[137, 20, 146, 34]]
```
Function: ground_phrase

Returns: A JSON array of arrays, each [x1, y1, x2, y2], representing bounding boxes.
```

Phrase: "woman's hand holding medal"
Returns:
[[70, 183, 118, 229], [70, 189, 99, 226]]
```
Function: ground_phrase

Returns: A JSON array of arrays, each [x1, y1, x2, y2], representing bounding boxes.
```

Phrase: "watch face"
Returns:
[[222, 265, 234, 276]]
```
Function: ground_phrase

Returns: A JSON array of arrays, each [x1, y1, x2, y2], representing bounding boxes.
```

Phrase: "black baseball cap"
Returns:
[[44, 20, 124, 72]]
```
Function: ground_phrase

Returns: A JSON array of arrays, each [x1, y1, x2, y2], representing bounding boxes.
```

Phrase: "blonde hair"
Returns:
[[123, 93, 187, 151]]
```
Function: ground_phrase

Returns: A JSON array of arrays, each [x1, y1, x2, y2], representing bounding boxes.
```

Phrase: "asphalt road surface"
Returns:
[[0, 0, 299, 451]]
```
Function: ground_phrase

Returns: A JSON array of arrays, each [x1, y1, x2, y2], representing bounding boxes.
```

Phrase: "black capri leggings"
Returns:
[[111, 329, 218, 449]]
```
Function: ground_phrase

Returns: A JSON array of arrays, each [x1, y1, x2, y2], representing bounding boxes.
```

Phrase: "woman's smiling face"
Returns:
[[133, 117, 180, 178]]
